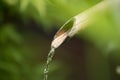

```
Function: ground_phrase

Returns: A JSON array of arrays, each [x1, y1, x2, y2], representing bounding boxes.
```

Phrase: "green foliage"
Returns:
[[3, 0, 101, 30], [0, 0, 120, 80]]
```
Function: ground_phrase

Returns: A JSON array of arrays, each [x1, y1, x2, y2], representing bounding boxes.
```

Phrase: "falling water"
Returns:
[[44, 47, 55, 80], [44, 23, 69, 80]]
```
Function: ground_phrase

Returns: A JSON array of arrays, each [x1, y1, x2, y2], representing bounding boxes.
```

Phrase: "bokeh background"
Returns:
[[0, 0, 120, 80]]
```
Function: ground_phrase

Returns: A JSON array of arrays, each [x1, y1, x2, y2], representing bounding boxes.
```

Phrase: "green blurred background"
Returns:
[[0, 0, 120, 80]]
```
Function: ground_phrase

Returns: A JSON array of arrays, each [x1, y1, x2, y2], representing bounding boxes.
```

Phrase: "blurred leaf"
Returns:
[[4, 46, 23, 63], [20, 0, 30, 12], [0, 24, 22, 44], [4, 0, 18, 6], [30, 0, 46, 16], [0, 61, 20, 80]]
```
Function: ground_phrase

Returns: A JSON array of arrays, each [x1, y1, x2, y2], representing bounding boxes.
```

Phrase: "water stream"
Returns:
[[44, 25, 69, 80], [44, 47, 55, 80]]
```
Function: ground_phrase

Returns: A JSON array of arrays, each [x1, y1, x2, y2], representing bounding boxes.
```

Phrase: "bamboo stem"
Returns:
[[51, 0, 119, 48]]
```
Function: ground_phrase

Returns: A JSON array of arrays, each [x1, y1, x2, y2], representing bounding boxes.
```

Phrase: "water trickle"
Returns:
[[44, 47, 55, 80], [44, 27, 69, 80]]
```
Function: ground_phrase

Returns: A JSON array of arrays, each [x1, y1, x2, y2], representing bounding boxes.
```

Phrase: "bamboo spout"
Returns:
[[51, 0, 118, 49]]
